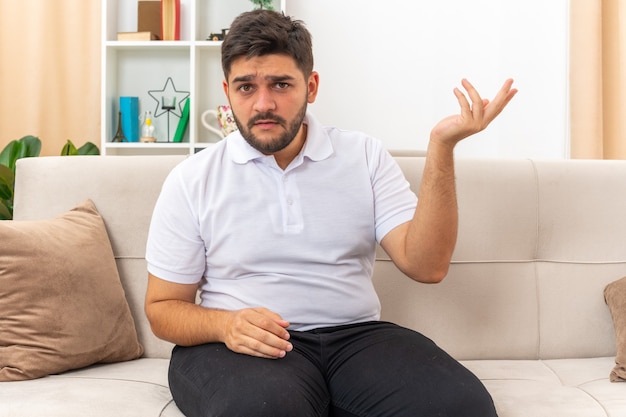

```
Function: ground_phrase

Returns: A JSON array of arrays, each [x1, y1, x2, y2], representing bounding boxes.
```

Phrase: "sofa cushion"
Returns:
[[0, 199, 143, 381], [0, 358, 185, 417], [463, 357, 626, 417], [604, 276, 626, 382]]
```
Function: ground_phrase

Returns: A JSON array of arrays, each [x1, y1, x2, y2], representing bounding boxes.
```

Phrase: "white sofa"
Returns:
[[1, 154, 625, 416]]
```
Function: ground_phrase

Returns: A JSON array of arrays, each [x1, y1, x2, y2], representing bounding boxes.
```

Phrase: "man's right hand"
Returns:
[[222, 308, 293, 359], [145, 273, 292, 359]]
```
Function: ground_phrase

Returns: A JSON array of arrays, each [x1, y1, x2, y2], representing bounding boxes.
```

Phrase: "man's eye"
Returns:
[[239, 85, 253, 92], [276, 82, 289, 89]]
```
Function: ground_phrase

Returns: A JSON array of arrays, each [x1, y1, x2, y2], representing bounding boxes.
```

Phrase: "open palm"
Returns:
[[430, 79, 517, 146]]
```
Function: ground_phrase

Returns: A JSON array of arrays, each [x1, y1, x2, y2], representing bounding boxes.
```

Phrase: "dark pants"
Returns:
[[169, 321, 497, 417]]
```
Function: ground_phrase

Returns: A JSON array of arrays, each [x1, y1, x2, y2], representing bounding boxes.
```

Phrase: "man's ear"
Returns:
[[223, 79, 229, 98], [307, 71, 320, 104]]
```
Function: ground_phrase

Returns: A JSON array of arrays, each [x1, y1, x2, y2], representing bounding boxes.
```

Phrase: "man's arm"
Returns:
[[381, 79, 517, 283], [145, 273, 293, 358]]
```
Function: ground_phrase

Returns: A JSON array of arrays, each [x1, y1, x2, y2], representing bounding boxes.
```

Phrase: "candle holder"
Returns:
[[161, 96, 176, 142], [148, 77, 189, 142]]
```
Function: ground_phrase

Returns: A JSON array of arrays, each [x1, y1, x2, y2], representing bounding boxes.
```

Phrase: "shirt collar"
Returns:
[[228, 111, 334, 165]]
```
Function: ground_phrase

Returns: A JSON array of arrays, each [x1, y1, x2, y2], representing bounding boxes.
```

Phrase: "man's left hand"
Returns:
[[430, 78, 517, 147]]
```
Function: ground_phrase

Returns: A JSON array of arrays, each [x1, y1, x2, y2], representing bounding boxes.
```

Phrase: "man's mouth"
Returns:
[[249, 116, 284, 130], [255, 120, 279, 127]]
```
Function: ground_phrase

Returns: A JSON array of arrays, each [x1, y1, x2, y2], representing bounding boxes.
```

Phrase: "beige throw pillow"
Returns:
[[0, 199, 143, 381], [604, 276, 626, 382]]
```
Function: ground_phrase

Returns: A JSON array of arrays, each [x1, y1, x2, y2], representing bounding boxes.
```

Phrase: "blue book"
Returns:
[[119, 96, 139, 142]]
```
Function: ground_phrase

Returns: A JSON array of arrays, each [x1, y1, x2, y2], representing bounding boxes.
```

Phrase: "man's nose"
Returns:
[[252, 88, 277, 113]]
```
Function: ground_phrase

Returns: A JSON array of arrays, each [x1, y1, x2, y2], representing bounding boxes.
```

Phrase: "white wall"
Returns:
[[286, 0, 570, 159]]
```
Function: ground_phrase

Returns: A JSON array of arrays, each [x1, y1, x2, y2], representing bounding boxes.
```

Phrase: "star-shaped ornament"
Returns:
[[148, 77, 190, 118]]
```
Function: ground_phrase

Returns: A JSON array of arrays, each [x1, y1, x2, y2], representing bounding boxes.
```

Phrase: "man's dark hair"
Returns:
[[221, 10, 314, 81]]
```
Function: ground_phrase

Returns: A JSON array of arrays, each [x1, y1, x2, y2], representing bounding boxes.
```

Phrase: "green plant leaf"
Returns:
[[0, 163, 14, 219], [18, 135, 42, 159], [0, 185, 11, 201], [0, 136, 41, 172], [61, 140, 78, 156], [0, 135, 99, 220], [0, 163, 14, 199], [0, 184, 11, 200], [0, 201, 11, 220], [0, 141, 13, 167], [0, 140, 21, 172], [76, 142, 100, 155], [61, 140, 100, 156]]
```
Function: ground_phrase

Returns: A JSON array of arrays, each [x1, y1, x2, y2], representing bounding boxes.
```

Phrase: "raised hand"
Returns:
[[430, 78, 517, 147]]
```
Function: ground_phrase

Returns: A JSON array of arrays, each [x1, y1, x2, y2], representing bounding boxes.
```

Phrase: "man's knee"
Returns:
[[209, 390, 329, 417], [169, 344, 329, 417], [451, 376, 498, 417], [170, 378, 328, 417]]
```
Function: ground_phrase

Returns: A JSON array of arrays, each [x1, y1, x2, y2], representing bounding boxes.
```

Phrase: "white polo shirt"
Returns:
[[146, 112, 417, 331]]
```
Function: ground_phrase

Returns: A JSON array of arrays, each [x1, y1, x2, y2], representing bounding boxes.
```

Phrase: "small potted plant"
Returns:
[[249, 0, 274, 10], [0, 136, 99, 220]]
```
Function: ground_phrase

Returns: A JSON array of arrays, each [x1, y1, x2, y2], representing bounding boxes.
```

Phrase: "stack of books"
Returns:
[[161, 0, 180, 41], [116, 0, 180, 42]]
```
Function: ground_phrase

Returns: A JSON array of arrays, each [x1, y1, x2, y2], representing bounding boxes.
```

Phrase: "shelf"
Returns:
[[105, 142, 190, 148], [101, 0, 286, 156], [106, 41, 192, 50], [194, 41, 223, 49], [103, 141, 215, 156]]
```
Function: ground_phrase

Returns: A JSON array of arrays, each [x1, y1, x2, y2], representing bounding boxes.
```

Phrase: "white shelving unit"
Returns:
[[101, 0, 286, 155]]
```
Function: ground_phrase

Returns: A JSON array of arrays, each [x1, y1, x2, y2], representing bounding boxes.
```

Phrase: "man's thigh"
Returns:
[[321, 322, 497, 417], [168, 343, 329, 417]]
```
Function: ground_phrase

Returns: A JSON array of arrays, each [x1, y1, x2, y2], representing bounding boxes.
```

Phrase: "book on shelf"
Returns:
[[119, 97, 139, 142], [138, 1, 162, 38], [117, 31, 159, 41], [161, 0, 180, 41], [173, 98, 190, 143]]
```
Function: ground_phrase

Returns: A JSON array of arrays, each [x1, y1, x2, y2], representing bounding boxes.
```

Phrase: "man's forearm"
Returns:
[[145, 274, 293, 358], [146, 299, 229, 347], [404, 140, 458, 282]]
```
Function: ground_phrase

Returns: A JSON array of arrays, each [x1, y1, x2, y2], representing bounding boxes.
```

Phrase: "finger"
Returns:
[[453, 87, 471, 116], [227, 308, 293, 357], [243, 320, 294, 357], [237, 333, 293, 359], [461, 79, 485, 119], [251, 308, 291, 338], [484, 79, 518, 121], [491, 79, 517, 107], [230, 340, 288, 359], [226, 324, 293, 358]]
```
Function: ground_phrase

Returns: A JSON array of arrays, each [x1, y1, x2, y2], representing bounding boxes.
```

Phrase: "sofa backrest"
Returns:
[[376, 157, 626, 360], [13, 155, 626, 361]]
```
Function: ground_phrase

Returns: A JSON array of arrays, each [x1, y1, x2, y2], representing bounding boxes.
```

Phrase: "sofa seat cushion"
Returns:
[[463, 357, 626, 417], [1, 357, 623, 417], [0, 358, 183, 417]]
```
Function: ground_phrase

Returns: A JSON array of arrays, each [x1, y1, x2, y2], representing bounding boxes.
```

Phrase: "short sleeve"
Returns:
[[369, 143, 417, 243], [146, 166, 206, 284]]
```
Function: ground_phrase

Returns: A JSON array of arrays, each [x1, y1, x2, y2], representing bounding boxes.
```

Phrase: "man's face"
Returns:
[[223, 54, 319, 155]]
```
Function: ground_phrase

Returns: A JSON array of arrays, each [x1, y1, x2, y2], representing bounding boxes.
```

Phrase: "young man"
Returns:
[[145, 9, 517, 417]]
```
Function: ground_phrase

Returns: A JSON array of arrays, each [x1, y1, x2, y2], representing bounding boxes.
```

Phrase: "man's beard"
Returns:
[[234, 100, 307, 154]]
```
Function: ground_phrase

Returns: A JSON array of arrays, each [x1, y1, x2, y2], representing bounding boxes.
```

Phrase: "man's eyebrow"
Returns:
[[232, 75, 254, 83], [231, 74, 296, 83], [266, 75, 296, 82]]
